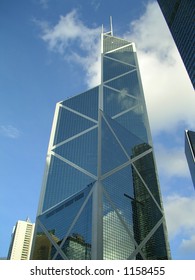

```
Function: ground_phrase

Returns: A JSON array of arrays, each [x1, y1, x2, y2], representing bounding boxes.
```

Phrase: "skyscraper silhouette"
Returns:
[[157, 0, 194, 89], [31, 27, 171, 260], [185, 130, 195, 188]]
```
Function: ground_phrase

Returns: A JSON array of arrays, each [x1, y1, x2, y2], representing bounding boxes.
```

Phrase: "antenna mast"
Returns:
[[110, 16, 113, 36]]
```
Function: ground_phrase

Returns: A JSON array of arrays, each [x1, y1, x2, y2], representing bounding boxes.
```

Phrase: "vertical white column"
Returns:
[[91, 180, 103, 259], [91, 32, 104, 258]]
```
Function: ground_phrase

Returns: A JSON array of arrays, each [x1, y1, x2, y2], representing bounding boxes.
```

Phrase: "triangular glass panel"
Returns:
[[54, 254, 64, 260], [103, 57, 133, 82], [103, 35, 130, 53], [39, 185, 93, 260], [103, 86, 137, 117], [42, 155, 95, 211], [53, 128, 98, 176], [105, 45, 136, 66], [142, 224, 169, 260], [31, 224, 53, 260], [135, 252, 144, 260], [101, 115, 129, 175], [102, 194, 136, 259], [130, 165, 163, 245], [61, 86, 99, 121], [60, 196, 92, 260], [105, 71, 141, 99], [114, 108, 149, 143], [104, 113, 145, 157], [53, 107, 96, 145], [133, 151, 161, 205], [102, 165, 135, 231]]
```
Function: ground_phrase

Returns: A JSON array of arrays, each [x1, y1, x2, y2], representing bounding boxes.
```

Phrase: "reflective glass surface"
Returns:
[[34, 186, 92, 260], [103, 86, 137, 117], [53, 127, 98, 176], [143, 224, 168, 260], [105, 45, 136, 66], [105, 71, 140, 98], [103, 113, 145, 158], [103, 35, 130, 53], [185, 130, 195, 187], [32, 32, 170, 260], [62, 86, 99, 121], [103, 195, 135, 259], [103, 57, 134, 82], [101, 115, 128, 175], [54, 107, 96, 145], [43, 155, 95, 211], [114, 108, 148, 144]]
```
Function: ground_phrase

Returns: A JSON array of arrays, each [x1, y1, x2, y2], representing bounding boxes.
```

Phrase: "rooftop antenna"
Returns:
[[110, 16, 113, 36]]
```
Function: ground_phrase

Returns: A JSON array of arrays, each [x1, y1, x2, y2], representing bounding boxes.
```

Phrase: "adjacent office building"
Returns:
[[185, 130, 195, 188], [31, 28, 171, 260], [7, 218, 35, 260], [157, 0, 194, 89]]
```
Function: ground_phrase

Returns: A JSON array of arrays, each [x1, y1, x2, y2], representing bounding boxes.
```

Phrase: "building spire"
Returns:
[[110, 16, 113, 36]]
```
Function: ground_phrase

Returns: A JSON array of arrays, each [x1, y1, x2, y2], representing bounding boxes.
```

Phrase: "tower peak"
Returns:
[[110, 16, 113, 36], [101, 17, 113, 36]]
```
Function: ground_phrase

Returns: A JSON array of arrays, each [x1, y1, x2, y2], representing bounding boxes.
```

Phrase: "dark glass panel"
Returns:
[[135, 253, 144, 260], [43, 155, 95, 211], [133, 149, 161, 205], [105, 45, 136, 66], [103, 57, 133, 82], [105, 71, 141, 99], [188, 130, 195, 156], [142, 224, 169, 260], [103, 35, 130, 53], [114, 108, 148, 143], [54, 107, 95, 145], [62, 86, 99, 121], [61, 196, 92, 260], [54, 254, 63, 260], [103, 86, 137, 117], [102, 165, 134, 231], [131, 165, 162, 245], [53, 127, 98, 176], [31, 224, 53, 260], [104, 113, 145, 158], [40, 186, 92, 260], [101, 116, 128, 175]]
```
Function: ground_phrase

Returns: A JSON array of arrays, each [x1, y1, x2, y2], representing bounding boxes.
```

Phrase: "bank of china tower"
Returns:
[[31, 29, 171, 260]]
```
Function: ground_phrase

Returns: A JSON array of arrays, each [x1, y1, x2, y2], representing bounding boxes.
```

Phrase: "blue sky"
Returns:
[[0, 0, 194, 259]]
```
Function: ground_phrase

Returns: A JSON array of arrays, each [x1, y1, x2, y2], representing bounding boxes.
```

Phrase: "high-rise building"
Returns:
[[185, 130, 195, 188], [157, 0, 194, 89], [7, 218, 35, 260], [31, 28, 171, 260]]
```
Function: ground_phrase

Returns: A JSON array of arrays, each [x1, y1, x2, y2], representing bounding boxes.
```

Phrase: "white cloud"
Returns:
[[38, 10, 101, 87], [154, 144, 190, 178], [0, 125, 20, 139], [39, 0, 49, 9], [124, 2, 195, 135], [164, 195, 195, 239], [103, 210, 134, 259], [180, 235, 195, 253], [91, 0, 101, 11], [38, 2, 195, 134]]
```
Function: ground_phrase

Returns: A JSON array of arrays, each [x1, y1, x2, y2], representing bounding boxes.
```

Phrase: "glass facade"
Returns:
[[157, 0, 194, 89], [185, 130, 195, 188], [31, 31, 171, 260]]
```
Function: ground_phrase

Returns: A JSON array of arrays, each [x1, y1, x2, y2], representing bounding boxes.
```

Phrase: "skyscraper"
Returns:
[[157, 0, 194, 89], [31, 28, 171, 260], [185, 130, 195, 188], [7, 218, 35, 260]]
